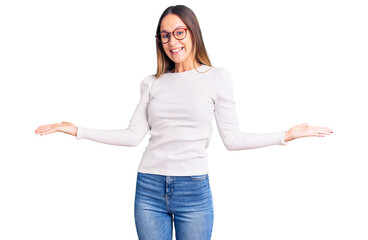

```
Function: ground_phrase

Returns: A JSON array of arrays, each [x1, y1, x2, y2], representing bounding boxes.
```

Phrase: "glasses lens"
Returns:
[[174, 28, 187, 40], [158, 32, 170, 44]]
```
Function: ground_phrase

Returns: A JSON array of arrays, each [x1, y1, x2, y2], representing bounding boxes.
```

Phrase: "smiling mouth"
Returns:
[[170, 47, 184, 54]]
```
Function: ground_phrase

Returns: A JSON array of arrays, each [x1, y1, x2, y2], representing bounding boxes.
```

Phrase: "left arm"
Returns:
[[214, 68, 288, 151], [214, 68, 333, 151]]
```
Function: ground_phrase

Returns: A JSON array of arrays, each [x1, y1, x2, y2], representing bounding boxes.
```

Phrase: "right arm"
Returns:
[[35, 76, 153, 147]]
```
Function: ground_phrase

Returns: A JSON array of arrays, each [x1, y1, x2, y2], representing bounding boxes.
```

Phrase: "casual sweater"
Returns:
[[76, 64, 288, 176]]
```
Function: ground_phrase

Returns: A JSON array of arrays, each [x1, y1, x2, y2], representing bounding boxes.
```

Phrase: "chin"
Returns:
[[170, 54, 190, 63], [165, 51, 190, 64], [171, 58, 185, 64]]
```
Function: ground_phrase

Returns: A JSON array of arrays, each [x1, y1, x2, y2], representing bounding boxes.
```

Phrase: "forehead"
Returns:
[[160, 14, 187, 32]]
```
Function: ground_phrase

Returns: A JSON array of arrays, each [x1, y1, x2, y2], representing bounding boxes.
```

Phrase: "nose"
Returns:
[[168, 33, 179, 46]]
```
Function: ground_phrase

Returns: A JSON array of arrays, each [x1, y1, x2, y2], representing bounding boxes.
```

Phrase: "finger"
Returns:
[[39, 129, 57, 135], [311, 126, 334, 133], [312, 132, 331, 136], [320, 130, 333, 134], [318, 127, 333, 132], [304, 132, 330, 137], [37, 125, 60, 133], [35, 125, 51, 131], [35, 127, 48, 133], [313, 129, 332, 134], [36, 128, 52, 134], [36, 124, 51, 129], [35, 125, 56, 132], [35, 126, 51, 132], [310, 134, 325, 137], [316, 132, 331, 137]]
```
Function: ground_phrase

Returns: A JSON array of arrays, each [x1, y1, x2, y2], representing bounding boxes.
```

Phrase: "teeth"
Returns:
[[171, 47, 183, 53]]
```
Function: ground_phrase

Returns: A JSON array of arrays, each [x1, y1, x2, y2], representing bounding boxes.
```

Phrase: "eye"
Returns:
[[175, 30, 184, 36], [161, 33, 169, 39]]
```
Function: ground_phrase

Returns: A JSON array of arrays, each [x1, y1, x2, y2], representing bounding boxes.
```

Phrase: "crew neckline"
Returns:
[[166, 64, 206, 74]]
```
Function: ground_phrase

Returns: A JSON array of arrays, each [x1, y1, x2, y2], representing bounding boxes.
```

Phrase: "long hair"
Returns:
[[155, 5, 212, 79]]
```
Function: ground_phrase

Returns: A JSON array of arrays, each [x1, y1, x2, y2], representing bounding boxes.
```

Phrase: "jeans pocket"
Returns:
[[190, 174, 207, 181]]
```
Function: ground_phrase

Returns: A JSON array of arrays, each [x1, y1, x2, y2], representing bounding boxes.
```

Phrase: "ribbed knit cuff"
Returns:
[[280, 130, 289, 146], [76, 126, 83, 140]]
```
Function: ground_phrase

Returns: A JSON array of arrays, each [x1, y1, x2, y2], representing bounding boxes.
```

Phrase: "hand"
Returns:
[[35, 121, 78, 137], [284, 122, 333, 142]]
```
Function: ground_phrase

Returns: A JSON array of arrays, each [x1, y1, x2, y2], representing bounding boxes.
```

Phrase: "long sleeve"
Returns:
[[75, 75, 153, 147], [214, 68, 288, 151]]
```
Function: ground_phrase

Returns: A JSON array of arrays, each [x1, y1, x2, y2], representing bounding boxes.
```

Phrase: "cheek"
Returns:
[[184, 42, 193, 55], [184, 37, 193, 52], [187, 32, 193, 44], [162, 46, 170, 55]]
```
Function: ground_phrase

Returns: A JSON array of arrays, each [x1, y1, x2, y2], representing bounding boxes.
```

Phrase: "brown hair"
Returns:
[[155, 5, 212, 78]]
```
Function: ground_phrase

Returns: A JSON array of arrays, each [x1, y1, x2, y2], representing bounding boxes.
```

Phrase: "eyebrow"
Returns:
[[160, 26, 186, 33]]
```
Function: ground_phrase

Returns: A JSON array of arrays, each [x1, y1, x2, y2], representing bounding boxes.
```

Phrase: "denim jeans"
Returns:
[[134, 172, 214, 240]]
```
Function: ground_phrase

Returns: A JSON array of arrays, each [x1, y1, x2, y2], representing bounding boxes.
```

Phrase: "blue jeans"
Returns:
[[134, 172, 214, 240]]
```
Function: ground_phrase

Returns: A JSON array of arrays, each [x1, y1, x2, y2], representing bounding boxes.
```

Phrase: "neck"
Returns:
[[172, 61, 201, 73]]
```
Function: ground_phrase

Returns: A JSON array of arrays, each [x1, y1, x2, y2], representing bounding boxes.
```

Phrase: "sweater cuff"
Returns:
[[76, 126, 83, 140], [280, 130, 289, 146]]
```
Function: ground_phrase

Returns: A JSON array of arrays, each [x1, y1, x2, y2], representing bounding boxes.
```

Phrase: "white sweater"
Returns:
[[76, 64, 288, 176]]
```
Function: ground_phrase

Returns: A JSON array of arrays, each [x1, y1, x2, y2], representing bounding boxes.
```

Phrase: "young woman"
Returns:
[[35, 5, 333, 240]]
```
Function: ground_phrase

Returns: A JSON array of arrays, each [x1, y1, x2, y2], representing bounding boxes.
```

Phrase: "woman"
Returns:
[[35, 5, 333, 240]]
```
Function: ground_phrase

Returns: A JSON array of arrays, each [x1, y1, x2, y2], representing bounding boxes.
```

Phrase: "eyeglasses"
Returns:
[[155, 28, 188, 44]]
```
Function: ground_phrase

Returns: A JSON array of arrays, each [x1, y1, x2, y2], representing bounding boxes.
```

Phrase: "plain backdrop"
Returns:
[[1, 0, 367, 239]]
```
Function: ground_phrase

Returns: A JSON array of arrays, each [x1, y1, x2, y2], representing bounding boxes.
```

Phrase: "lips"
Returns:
[[170, 47, 184, 54]]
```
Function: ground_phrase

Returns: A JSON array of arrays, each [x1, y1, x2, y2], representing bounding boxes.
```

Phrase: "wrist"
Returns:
[[284, 130, 293, 142]]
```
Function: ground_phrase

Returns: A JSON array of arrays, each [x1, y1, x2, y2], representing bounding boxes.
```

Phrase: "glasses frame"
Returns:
[[155, 28, 188, 44]]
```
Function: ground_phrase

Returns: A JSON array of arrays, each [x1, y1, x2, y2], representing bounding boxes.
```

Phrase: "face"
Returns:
[[159, 14, 195, 66]]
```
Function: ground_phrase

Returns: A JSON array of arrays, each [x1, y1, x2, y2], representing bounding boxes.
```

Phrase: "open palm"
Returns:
[[285, 122, 333, 142], [35, 121, 77, 136]]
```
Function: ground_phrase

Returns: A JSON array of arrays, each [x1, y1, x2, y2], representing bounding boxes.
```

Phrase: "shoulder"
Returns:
[[142, 74, 155, 82], [209, 66, 232, 86], [214, 66, 231, 78], [139, 74, 155, 92], [142, 74, 156, 85], [212, 67, 234, 98], [196, 65, 231, 80], [201, 65, 231, 79]]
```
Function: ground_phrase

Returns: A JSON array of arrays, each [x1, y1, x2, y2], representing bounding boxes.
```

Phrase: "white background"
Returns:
[[1, 0, 367, 239]]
